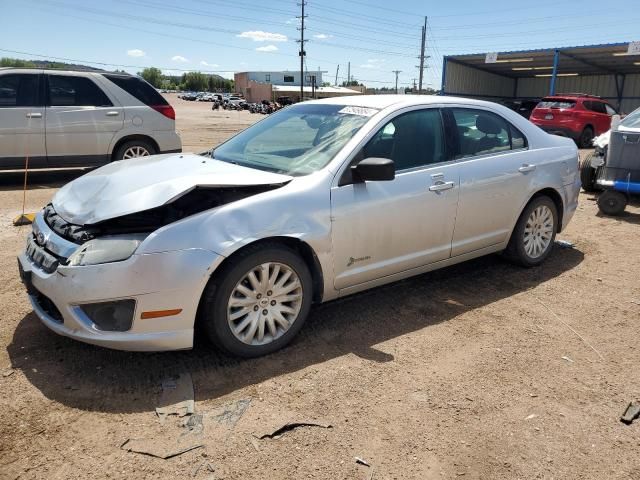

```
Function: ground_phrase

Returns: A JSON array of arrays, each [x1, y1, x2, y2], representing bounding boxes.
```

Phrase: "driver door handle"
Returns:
[[26, 112, 42, 118], [429, 181, 455, 192], [105, 111, 120, 116], [518, 164, 536, 173]]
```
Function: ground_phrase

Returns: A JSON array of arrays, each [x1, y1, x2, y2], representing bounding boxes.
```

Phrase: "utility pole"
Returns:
[[392, 70, 402, 94], [297, 1, 307, 102], [418, 16, 427, 94], [335, 64, 339, 86], [347, 61, 350, 85]]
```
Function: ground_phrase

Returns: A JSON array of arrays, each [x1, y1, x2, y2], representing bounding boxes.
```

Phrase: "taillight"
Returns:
[[150, 104, 175, 120]]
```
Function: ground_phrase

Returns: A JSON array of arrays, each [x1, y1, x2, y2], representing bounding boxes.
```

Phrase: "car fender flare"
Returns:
[[509, 187, 565, 240], [108, 130, 159, 158]]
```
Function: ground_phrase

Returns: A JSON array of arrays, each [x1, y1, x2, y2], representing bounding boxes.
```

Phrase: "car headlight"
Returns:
[[67, 234, 148, 267]]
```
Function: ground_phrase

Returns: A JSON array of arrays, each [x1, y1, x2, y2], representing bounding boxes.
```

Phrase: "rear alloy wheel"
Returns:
[[200, 243, 312, 358], [597, 190, 627, 216], [505, 196, 558, 267], [114, 139, 156, 161], [578, 126, 594, 149]]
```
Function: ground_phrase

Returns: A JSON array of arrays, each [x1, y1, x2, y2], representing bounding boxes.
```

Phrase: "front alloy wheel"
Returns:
[[227, 263, 303, 346], [200, 243, 312, 357]]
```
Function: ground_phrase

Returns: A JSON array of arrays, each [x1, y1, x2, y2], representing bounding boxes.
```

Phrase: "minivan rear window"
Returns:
[[537, 99, 575, 109], [102, 74, 168, 106]]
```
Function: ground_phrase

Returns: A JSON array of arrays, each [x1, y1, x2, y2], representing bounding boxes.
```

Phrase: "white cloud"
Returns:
[[256, 45, 278, 52], [171, 55, 189, 63], [313, 34, 332, 40], [127, 49, 145, 57], [360, 59, 385, 69], [285, 18, 296, 25], [237, 31, 287, 42], [200, 60, 219, 67]]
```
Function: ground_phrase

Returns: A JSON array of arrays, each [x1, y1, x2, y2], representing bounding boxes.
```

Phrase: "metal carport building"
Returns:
[[440, 42, 640, 112]]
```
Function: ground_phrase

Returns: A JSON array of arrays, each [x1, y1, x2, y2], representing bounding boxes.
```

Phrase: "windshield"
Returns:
[[213, 103, 377, 176], [620, 108, 640, 129]]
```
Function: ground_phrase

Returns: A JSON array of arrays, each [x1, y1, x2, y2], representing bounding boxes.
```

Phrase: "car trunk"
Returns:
[[530, 98, 577, 122]]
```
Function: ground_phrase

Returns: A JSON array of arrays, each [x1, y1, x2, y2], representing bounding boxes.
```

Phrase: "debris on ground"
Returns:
[[620, 402, 640, 425], [156, 373, 195, 423], [561, 356, 574, 363], [2, 369, 15, 377], [254, 420, 332, 440], [444, 299, 465, 307], [209, 398, 251, 428], [183, 413, 204, 434], [355, 457, 370, 467], [555, 240, 575, 249], [525, 414, 538, 420], [120, 437, 203, 459], [191, 461, 215, 477]]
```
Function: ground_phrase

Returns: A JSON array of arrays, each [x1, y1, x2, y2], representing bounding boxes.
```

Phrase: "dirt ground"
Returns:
[[1, 96, 639, 480]]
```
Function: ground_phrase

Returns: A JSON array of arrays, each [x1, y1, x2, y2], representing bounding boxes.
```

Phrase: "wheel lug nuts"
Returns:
[[267, 290, 272, 296], [253, 306, 259, 311], [256, 293, 262, 299], [262, 309, 268, 315], [270, 300, 276, 306]]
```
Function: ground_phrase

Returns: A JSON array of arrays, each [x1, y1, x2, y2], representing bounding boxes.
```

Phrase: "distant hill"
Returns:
[[1, 57, 115, 72]]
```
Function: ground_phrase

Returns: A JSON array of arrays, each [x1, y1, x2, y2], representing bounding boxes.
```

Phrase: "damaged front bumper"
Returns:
[[18, 213, 221, 352]]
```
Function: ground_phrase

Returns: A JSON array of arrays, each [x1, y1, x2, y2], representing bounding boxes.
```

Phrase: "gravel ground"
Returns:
[[0, 96, 639, 480]]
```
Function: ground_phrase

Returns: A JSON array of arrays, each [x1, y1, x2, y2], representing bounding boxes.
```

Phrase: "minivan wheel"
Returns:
[[200, 243, 313, 358], [505, 196, 558, 267], [578, 126, 594, 149], [114, 140, 156, 161]]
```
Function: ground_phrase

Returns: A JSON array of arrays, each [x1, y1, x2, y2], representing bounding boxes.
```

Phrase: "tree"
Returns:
[[139, 67, 163, 88], [0, 57, 36, 68], [182, 71, 208, 91]]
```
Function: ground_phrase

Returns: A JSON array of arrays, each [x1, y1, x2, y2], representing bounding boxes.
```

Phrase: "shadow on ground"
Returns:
[[0, 169, 91, 191], [7, 247, 584, 413]]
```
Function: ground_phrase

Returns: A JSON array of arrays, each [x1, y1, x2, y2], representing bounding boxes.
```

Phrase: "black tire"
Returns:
[[579, 153, 599, 192], [597, 190, 627, 216], [199, 243, 313, 358], [577, 126, 594, 149], [505, 195, 558, 267], [113, 139, 157, 161]]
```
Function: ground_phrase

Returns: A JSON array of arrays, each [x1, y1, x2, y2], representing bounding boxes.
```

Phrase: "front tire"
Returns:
[[200, 243, 313, 358], [579, 153, 599, 192], [597, 190, 627, 216], [505, 196, 558, 267]]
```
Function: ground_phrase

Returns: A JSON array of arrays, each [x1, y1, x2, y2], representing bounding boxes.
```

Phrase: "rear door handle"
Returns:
[[518, 164, 536, 173], [105, 111, 120, 116], [429, 181, 455, 192], [25, 113, 42, 118]]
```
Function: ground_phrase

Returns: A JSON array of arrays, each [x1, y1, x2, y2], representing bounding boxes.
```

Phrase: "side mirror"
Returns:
[[611, 114, 621, 131], [351, 157, 395, 183]]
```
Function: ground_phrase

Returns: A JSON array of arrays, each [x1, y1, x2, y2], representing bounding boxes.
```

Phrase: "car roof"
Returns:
[[308, 94, 509, 110]]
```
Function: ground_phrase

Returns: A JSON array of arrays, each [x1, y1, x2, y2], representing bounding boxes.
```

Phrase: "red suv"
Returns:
[[530, 94, 618, 148]]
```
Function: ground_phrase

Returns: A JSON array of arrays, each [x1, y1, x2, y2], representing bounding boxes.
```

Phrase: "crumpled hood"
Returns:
[[52, 153, 292, 225]]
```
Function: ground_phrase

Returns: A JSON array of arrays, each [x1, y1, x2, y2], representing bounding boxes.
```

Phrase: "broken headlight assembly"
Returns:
[[67, 234, 148, 267]]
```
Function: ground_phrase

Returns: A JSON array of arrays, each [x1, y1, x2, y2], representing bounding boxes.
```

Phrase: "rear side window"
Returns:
[[102, 74, 168, 106], [48, 75, 112, 107], [0, 74, 40, 107], [451, 109, 515, 158], [538, 100, 575, 109], [585, 101, 607, 114], [605, 104, 617, 116]]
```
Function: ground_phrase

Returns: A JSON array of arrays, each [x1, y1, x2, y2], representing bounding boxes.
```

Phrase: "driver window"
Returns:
[[362, 109, 445, 171]]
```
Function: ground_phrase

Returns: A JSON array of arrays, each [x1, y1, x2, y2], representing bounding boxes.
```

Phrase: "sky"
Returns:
[[2, 0, 639, 89]]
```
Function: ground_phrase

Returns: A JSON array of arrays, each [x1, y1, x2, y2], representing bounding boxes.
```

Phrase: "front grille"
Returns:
[[26, 235, 60, 273], [43, 204, 98, 244], [32, 288, 63, 323]]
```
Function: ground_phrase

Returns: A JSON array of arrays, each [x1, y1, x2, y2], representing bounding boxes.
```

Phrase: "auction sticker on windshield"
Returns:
[[338, 106, 379, 117]]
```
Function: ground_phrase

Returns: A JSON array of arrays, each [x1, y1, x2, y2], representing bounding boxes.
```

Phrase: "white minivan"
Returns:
[[0, 68, 181, 169]]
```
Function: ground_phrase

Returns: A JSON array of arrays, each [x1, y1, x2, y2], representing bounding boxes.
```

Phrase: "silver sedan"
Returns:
[[18, 95, 580, 357]]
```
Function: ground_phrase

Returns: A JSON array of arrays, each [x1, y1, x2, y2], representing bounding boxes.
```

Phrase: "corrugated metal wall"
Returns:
[[444, 59, 640, 112], [443, 60, 515, 99]]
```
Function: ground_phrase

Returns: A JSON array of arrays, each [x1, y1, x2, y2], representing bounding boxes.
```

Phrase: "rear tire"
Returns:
[[505, 196, 558, 267], [199, 243, 313, 358], [597, 190, 627, 216], [113, 139, 156, 161], [578, 126, 594, 149], [579, 153, 599, 192]]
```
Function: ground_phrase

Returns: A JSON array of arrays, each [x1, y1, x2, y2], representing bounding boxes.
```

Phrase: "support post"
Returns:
[[440, 56, 448, 95], [550, 49, 560, 96]]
